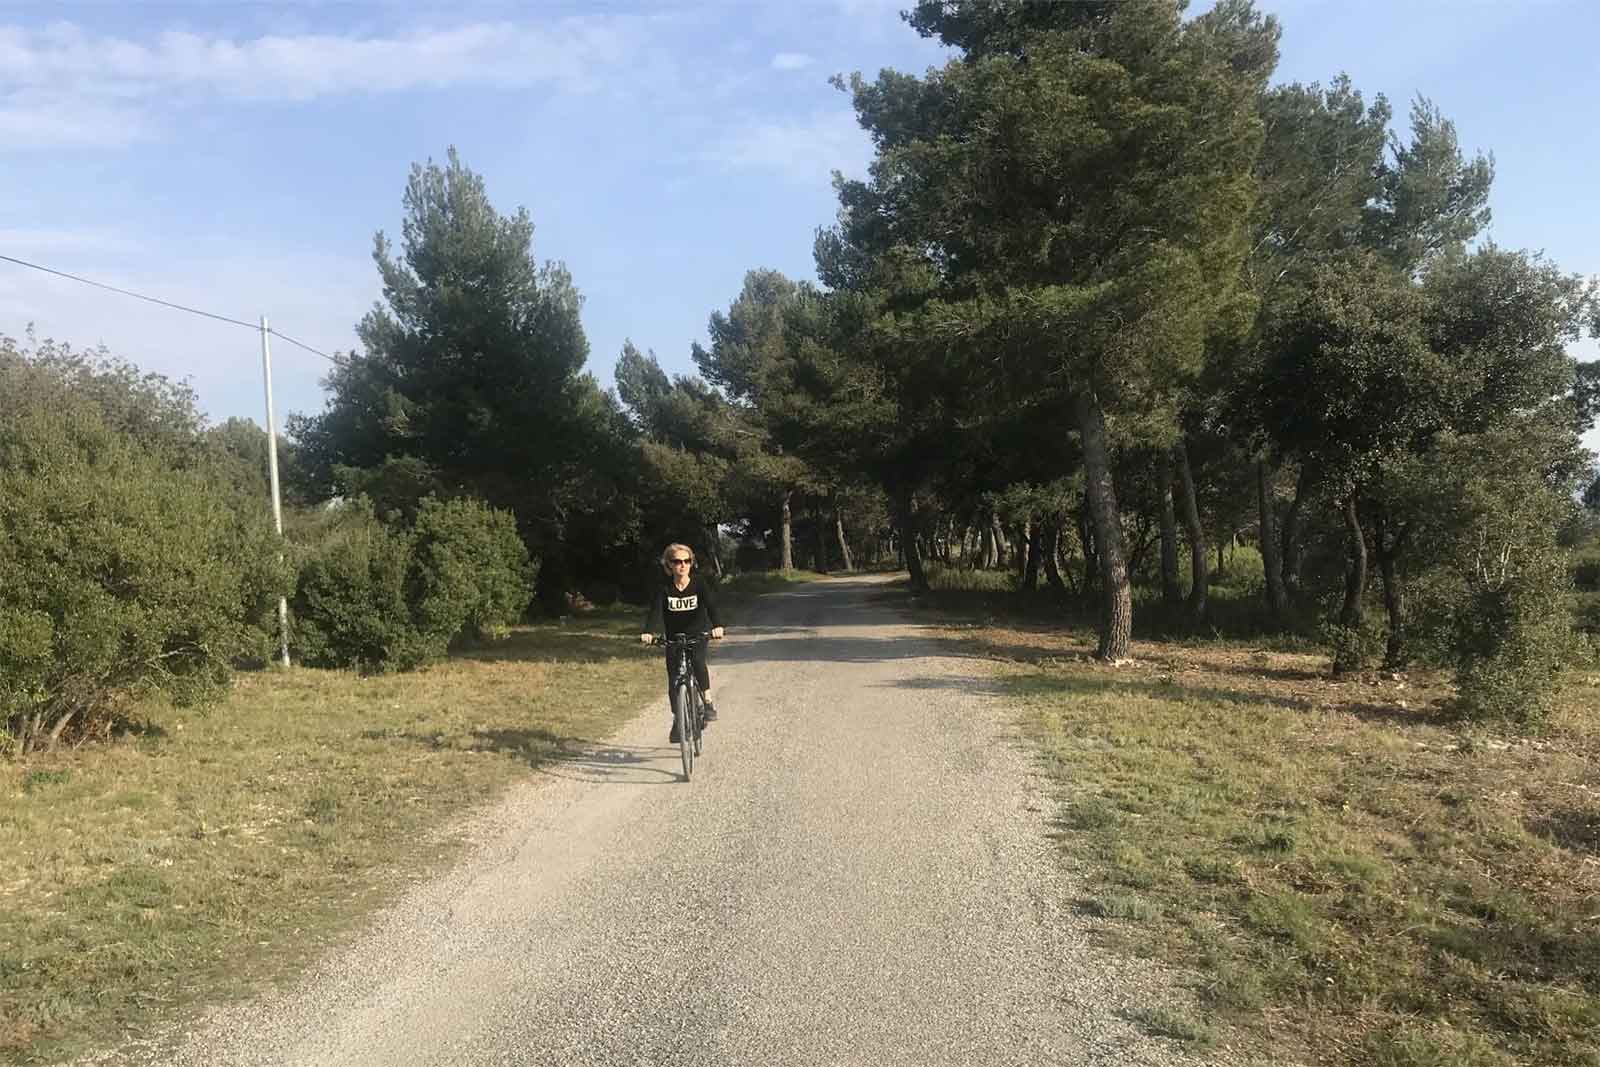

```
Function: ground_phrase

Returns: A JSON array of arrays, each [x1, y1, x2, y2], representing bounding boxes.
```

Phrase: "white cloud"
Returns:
[[0, 89, 147, 149], [771, 51, 815, 71], [0, 20, 646, 97], [708, 110, 870, 184], [0, 18, 659, 148]]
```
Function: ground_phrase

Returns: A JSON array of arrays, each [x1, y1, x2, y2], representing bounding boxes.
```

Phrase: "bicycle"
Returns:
[[656, 631, 713, 782]]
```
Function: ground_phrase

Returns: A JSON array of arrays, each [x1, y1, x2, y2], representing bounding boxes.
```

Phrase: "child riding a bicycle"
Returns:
[[640, 543, 724, 741]]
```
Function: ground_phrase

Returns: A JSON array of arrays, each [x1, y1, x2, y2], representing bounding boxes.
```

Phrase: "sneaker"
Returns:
[[668, 717, 683, 743], [702, 699, 718, 722]]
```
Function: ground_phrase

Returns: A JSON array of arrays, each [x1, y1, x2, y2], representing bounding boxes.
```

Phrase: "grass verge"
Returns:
[[0, 606, 659, 1065], [715, 567, 825, 601], [910, 584, 1600, 1067]]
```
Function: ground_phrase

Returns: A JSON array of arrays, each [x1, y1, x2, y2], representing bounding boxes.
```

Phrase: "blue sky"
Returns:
[[2, 0, 1596, 443]]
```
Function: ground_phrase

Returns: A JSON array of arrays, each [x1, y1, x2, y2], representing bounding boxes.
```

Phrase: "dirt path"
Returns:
[[110, 575, 1221, 1066]]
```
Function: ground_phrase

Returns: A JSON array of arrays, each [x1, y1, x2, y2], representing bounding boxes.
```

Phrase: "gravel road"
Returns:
[[110, 575, 1230, 1066]]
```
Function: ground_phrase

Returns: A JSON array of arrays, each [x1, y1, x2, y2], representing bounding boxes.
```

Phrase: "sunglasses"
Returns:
[[670, 558, 693, 566]]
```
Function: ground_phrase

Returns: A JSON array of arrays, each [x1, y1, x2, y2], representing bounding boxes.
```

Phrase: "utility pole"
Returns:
[[260, 316, 291, 667]]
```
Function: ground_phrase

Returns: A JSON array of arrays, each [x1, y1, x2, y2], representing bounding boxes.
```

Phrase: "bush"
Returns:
[[1450, 546, 1572, 727], [290, 496, 533, 671], [734, 543, 774, 573], [1401, 426, 1581, 727], [410, 496, 534, 640], [1, 347, 287, 754], [1573, 591, 1600, 635], [290, 505, 430, 672], [925, 562, 1018, 593], [1571, 548, 1600, 591], [1319, 611, 1387, 675]]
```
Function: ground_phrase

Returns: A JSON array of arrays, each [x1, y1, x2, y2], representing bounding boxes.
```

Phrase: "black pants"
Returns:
[[665, 642, 711, 695]]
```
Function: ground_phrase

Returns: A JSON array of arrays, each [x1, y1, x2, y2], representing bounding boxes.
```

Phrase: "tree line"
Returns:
[[6, 0, 1598, 751], [293, 1, 1598, 721]]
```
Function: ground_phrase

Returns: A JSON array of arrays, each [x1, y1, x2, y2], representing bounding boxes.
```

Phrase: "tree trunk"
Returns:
[[780, 491, 794, 573], [1256, 458, 1288, 618], [45, 707, 78, 751], [704, 524, 724, 579], [1378, 553, 1404, 669], [1176, 440, 1209, 618], [1282, 465, 1310, 598], [835, 511, 854, 572], [1375, 512, 1408, 669], [905, 532, 927, 592], [989, 516, 1006, 569], [1339, 491, 1366, 629], [1159, 449, 1182, 606], [1078, 500, 1100, 601], [814, 507, 828, 573], [1075, 391, 1133, 662], [899, 491, 927, 593], [535, 547, 572, 616], [1022, 521, 1041, 593], [980, 522, 996, 569], [1042, 522, 1069, 596]]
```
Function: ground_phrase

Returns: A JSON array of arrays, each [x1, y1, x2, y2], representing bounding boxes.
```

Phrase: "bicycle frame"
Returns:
[[656, 631, 710, 779]]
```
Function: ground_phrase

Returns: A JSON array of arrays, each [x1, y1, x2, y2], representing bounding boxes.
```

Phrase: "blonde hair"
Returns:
[[660, 542, 695, 575]]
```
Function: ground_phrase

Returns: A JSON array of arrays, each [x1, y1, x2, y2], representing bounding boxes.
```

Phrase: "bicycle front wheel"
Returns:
[[675, 682, 694, 781], [691, 686, 704, 758]]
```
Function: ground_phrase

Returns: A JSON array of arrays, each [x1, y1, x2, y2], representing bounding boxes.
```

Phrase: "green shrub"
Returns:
[[1400, 426, 1580, 727], [1573, 556, 1600, 592], [925, 562, 1017, 593], [1450, 545, 1571, 727], [410, 497, 534, 641], [1319, 609, 1386, 675], [290, 496, 533, 671], [0, 347, 287, 753], [290, 504, 431, 672]]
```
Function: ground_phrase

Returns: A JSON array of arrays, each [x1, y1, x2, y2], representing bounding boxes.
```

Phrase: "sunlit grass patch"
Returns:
[[1128, 1005, 1217, 1046], [1, 614, 659, 1065], [715, 568, 826, 597], [933, 607, 1600, 1067]]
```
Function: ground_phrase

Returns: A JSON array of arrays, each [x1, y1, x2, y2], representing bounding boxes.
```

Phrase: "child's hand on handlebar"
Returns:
[[639, 633, 654, 645], [711, 627, 725, 640]]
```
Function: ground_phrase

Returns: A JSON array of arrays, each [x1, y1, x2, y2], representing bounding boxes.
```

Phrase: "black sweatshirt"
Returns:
[[644, 575, 723, 637]]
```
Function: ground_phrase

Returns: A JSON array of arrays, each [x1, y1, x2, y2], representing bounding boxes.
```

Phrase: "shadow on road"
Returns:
[[480, 728, 686, 786], [533, 740, 685, 786], [871, 676, 1011, 696]]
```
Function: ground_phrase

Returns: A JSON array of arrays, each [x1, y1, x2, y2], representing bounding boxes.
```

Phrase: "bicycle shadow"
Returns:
[[536, 738, 684, 786], [457, 728, 684, 786]]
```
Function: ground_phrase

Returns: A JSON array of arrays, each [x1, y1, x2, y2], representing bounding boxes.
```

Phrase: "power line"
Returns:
[[0, 251, 346, 365], [265, 325, 345, 365]]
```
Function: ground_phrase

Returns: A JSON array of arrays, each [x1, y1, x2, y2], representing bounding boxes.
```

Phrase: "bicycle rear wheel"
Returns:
[[675, 682, 694, 781]]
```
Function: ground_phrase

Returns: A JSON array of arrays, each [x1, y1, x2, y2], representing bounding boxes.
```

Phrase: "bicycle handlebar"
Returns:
[[652, 631, 717, 645]]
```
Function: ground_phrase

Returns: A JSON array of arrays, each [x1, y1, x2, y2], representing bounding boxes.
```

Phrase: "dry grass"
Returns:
[[0, 607, 658, 1066], [929, 609, 1600, 1066]]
